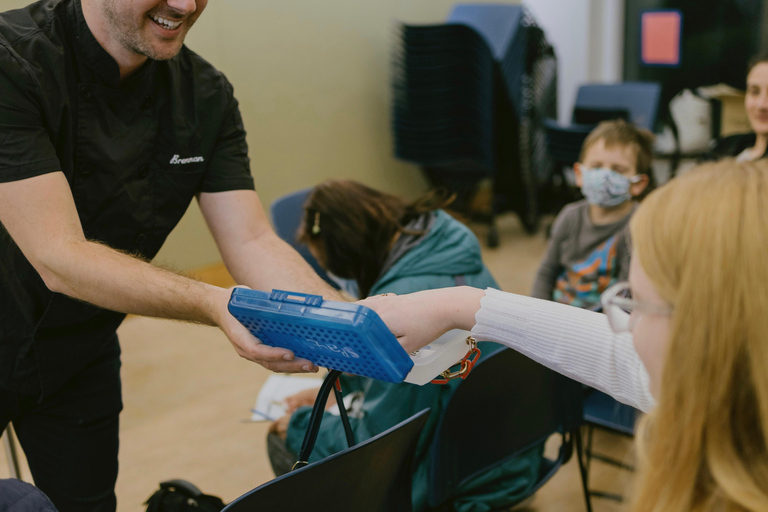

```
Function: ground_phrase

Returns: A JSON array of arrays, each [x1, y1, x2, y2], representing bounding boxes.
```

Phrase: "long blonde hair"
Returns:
[[629, 160, 768, 511]]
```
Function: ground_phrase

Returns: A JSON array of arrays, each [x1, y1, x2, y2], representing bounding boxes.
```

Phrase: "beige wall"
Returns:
[[159, 0, 515, 270]]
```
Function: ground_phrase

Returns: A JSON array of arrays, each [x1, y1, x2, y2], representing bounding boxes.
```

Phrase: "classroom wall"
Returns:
[[156, 0, 511, 270]]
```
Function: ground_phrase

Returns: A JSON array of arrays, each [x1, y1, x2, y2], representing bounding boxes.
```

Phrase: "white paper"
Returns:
[[251, 374, 323, 422]]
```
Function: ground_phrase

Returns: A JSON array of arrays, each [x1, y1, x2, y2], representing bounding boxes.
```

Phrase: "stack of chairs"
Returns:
[[393, 4, 557, 246]]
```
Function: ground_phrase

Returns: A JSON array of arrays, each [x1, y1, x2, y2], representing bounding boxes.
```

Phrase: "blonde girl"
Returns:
[[361, 160, 768, 511]]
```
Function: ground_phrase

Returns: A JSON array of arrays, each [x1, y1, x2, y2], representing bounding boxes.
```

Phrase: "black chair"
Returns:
[[427, 347, 591, 512], [393, 4, 558, 245], [269, 188, 338, 290], [223, 410, 430, 512], [573, 82, 661, 131], [581, 389, 639, 503]]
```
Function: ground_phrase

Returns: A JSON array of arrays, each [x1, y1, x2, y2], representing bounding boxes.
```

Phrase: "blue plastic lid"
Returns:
[[228, 289, 414, 383]]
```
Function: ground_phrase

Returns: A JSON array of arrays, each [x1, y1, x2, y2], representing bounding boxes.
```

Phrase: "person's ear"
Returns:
[[630, 174, 649, 197], [574, 163, 583, 188]]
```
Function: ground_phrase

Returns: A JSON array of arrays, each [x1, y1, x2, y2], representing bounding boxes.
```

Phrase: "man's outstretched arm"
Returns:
[[198, 188, 344, 300], [0, 172, 316, 373]]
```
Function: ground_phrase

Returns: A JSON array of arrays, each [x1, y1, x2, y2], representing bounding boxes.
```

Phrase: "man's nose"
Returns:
[[165, 0, 197, 15]]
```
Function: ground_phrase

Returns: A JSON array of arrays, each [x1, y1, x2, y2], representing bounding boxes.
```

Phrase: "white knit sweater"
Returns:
[[471, 288, 656, 413]]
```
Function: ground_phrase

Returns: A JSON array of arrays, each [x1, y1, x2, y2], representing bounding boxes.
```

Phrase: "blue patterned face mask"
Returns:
[[580, 167, 641, 207]]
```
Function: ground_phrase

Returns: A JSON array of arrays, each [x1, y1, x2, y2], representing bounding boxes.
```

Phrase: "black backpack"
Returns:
[[144, 480, 225, 512]]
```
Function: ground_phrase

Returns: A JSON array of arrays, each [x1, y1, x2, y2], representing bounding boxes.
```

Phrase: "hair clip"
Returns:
[[312, 212, 321, 235]]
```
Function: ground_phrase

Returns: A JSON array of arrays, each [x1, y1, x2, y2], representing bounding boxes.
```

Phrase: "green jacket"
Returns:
[[286, 210, 543, 511]]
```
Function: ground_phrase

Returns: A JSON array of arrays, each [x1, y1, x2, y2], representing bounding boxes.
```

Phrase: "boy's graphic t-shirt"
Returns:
[[532, 200, 634, 310]]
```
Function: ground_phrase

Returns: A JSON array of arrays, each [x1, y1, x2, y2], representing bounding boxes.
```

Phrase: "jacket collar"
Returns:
[[68, 0, 156, 87]]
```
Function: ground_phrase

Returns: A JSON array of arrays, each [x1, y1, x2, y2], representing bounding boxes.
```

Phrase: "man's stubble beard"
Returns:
[[100, 0, 186, 61]]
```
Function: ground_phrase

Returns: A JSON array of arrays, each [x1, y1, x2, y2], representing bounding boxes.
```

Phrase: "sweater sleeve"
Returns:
[[471, 288, 655, 412]]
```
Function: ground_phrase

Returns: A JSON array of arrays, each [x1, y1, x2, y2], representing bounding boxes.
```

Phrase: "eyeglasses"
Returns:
[[600, 281, 673, 333]]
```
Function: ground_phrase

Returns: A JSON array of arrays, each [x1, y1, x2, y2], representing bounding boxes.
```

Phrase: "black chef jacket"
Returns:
[[0, 0, 256, 396]]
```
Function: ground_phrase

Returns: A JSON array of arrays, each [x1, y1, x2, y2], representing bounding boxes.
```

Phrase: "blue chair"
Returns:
[[573, 82, 662, 131], [223, 410, 430, 512], [545, 81, 662, 167], [581, 389, 640, 503], [427, 347, 591, 512], [269, 188, 338, 290]]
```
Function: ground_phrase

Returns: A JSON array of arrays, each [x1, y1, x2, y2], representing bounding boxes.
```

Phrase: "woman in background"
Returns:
[[268, 179, 542, 512], [709, 54, 768, 161]]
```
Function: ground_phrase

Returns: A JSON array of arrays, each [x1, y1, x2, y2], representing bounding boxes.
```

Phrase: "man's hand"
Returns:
[[212, 287, 318, 373]]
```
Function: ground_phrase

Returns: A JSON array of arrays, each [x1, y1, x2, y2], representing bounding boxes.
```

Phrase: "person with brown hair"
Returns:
[[268, 180, 544, 511], [708, 54, 768, 161], [532, 119, 654, 310], [296, 179, 495, 299], [361, 159, 768, 511]]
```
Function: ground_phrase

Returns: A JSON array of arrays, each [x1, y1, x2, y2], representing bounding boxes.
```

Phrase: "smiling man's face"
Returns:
[[100, 0, 208, 61]]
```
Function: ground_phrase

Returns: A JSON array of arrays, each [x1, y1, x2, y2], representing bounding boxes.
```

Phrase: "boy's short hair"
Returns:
[[579, 119, 655, 175]]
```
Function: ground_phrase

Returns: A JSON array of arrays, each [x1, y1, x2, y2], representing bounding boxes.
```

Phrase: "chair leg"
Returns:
[[573, 429, 593, 512], [584, 425, 634, 502], [589, 452, 635, 472], [2, 423, 22, 480], [585, 424, 594, 475]]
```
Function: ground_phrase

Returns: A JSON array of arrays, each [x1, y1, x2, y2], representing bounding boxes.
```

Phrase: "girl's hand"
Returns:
[[359, 287, 485, 353]]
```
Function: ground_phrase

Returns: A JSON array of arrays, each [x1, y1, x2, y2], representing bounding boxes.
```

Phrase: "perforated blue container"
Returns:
[[228, 289, 414, 383]]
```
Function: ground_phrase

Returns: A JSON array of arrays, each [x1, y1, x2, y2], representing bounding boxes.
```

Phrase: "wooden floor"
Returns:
[[0, 213, 634, 511]]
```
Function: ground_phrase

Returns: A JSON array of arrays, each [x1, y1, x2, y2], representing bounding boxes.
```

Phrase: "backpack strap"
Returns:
[[293, 369, 355, 470]]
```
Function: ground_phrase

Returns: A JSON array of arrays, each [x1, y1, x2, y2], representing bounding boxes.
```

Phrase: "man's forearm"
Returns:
[[46, 239, 227, 325], [198, 189, 343, 301], [224, 231, 343, 300]]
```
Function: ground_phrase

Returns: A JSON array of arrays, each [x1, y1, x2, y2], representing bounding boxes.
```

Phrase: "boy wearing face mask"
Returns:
[[532, 120, 654, 310]]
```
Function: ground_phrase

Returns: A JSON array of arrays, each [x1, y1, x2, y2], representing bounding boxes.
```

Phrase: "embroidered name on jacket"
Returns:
[[169, 154, 205, 164]]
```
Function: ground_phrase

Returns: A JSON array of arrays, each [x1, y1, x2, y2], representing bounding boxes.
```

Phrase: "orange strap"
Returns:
[[430, 337, 480, 385]]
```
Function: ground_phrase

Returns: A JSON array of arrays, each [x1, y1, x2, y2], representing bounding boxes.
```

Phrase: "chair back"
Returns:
[[583, 390, 638, 437], [269, 188, 338, 289], [573, 82, 662, 131], [427, 347, 583, 508], [543, 119, 593, 166], [223, 409, 430, 512]]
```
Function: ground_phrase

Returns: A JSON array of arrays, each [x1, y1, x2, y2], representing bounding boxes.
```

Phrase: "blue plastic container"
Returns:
[[228, 289, 414, 383]]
